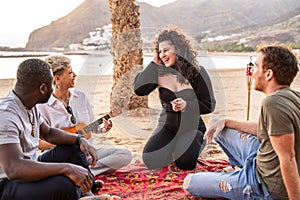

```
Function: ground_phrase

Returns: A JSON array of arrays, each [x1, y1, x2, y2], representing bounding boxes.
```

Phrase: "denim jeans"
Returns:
[[0, 175, 77, 200], [184, 128, 278, 200], [38, 144, 98, 197], [0, 145, 89, 200], [0, 145, 87, 200]]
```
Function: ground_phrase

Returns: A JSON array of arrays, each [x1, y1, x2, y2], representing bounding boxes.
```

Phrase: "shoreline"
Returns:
[[0, 54, 50, 58], [0, 50, 256, 58], [1, 63, 300, 161]]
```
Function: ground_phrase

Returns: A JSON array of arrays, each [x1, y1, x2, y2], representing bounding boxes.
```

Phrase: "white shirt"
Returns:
[[37, 89, 94, 129]]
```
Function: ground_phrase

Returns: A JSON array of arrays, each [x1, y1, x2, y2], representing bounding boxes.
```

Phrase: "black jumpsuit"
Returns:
[[134, 62, 215, 170]]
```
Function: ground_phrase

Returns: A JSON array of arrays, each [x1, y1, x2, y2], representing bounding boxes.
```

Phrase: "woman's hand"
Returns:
[[101, 119, 112, 133], [153, 49, 162, 65], [171, 98, 187, 112]]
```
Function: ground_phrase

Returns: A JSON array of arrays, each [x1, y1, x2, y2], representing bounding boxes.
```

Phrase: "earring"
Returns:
[[55, 83, 61, 89]]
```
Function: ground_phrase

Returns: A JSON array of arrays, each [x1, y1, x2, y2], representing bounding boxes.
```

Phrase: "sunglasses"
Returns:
[[66, 106, 77, 124]]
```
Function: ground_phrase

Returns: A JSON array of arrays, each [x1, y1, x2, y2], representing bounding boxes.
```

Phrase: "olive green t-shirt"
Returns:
[[256, 87, 300, 199]]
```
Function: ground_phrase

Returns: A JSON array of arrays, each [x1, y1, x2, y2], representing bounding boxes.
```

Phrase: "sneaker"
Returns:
[[91, 180, 104, 193]]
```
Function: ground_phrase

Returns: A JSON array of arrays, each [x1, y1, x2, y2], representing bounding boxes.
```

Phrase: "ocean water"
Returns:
[[0, 51, 253, 79], [0, 53, 88, 79]]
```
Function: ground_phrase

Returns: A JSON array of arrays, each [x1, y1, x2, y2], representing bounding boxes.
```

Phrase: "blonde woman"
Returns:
[[37, 55, 132, 177]]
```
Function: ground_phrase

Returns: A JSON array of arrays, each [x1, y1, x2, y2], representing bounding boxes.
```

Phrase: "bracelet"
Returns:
[[75, 134, 84, 145]]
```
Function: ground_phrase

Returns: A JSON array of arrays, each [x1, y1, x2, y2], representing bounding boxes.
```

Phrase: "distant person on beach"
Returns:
[[0, 58, 118, 200], [134, 25, 216, 170], [37, 55, 132, 176], [183, 45, 300, 200]]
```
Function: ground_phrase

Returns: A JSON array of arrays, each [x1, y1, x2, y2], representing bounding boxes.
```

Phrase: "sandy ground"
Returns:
[[1, 57, 300, 163]]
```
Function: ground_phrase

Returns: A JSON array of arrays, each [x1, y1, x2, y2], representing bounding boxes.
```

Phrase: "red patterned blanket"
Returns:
[[94, 158, 229, 199]]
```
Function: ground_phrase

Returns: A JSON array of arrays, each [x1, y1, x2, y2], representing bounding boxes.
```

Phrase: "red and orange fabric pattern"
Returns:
[[95, 158, 229, 199]]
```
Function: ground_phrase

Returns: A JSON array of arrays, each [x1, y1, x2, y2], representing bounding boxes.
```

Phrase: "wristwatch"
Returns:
[[75, 134, 84, 145]]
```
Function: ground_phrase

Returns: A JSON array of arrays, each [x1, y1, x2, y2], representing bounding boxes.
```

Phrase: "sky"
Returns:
[[0, 0, 176, 48]]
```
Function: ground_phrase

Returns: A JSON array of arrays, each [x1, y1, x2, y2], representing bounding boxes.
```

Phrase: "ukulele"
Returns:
[[63, 108, 122, 139]]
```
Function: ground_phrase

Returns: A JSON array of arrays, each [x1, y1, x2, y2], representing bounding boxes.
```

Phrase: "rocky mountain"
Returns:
[[25, 0, 300, 50], [226, 11, 300, 48], [26, 0, 110, 50]]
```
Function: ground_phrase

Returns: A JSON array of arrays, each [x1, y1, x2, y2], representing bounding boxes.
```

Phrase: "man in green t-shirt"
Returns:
[[183, 45, 300, 200]]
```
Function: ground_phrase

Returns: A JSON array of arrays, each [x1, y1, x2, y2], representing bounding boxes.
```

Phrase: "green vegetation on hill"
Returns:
[[202, 42, 254, 52]]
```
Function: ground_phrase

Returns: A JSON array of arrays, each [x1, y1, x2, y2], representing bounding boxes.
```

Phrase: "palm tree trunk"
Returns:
[[108, 0, 148, 110]]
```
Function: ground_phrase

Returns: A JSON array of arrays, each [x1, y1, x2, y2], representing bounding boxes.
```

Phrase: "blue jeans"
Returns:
[[0, 175, 77, 200], [183, 128, 278, 200], [0, 145, 91, 200]]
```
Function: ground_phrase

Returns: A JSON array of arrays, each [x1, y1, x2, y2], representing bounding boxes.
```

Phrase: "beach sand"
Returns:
[[1, 61, 300, 162]]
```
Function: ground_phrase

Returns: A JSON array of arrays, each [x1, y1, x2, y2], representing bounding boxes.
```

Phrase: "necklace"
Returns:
[[52, 93, 70, 107], [27, 109, 35, 137], [12, 90, 35, 137], [53, 93, 70, 107], [63, 98, 70, 106]]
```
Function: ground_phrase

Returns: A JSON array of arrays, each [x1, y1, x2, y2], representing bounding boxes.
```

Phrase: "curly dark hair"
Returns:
[[152, 25, 200, 84], [258, 44, 299, 86]]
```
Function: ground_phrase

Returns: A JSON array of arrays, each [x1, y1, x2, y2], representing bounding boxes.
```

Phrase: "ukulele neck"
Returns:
[[83, 114, 110, 133]]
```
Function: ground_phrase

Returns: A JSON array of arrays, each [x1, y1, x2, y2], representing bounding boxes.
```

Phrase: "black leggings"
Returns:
[[142, 128, 205, 170], [0, 145, 90, 200]]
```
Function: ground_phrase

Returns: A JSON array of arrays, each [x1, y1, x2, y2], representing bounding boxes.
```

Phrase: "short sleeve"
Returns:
[[261, 96, 294, 136], [0, 111, 21, 145]]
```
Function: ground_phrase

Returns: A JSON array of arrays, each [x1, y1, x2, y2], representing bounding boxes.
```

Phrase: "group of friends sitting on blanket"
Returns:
[[0, 25, 299, 200]]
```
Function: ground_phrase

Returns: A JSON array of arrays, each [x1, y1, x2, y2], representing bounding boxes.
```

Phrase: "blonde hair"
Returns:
[[45, 55, 71, 75]]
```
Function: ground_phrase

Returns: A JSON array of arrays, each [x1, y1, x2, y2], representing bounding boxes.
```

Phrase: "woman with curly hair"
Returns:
[[134, 25, 216, 170]]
